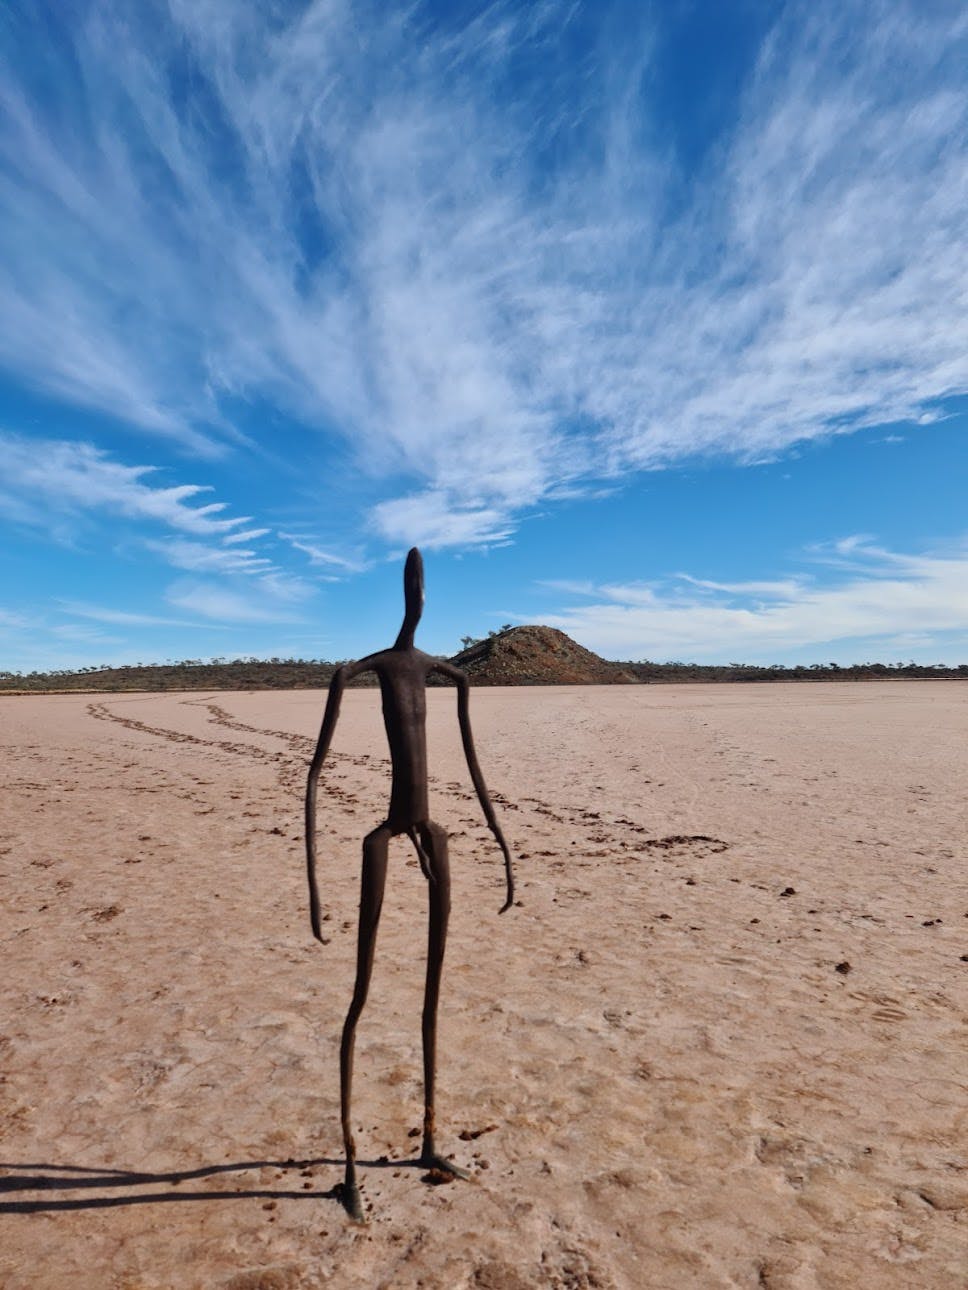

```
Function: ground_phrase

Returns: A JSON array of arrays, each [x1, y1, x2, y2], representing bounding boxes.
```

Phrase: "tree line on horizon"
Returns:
[[1, 652, 966, 692]]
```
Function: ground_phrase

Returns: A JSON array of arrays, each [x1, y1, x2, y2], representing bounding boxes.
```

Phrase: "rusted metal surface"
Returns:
[[306, 548, 514, 1220]]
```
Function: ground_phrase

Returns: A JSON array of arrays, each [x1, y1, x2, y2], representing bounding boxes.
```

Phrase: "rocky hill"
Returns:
[[446, 625, 640, 686]]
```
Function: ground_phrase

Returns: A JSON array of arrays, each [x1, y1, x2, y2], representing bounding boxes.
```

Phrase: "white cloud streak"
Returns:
[[57, 602, 215, 628], [146, 538, 275, 576], [369, 491, 515, 550], [541, 539, 968, 663], [0, 431, 320, 620], [165, 579, 307, 623], [0, 431, 250, 538], [223, 528, 271, 545], [0, 3, 966, 545], [277, 532, 367, 573]]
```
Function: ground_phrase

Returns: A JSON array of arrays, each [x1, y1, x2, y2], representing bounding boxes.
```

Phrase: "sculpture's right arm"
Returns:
[[306, 658, 370, 943], [431, 658, 516, 913]]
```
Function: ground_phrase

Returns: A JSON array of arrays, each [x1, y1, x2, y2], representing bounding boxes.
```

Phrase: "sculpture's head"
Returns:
[[395, 546, 424, 647]]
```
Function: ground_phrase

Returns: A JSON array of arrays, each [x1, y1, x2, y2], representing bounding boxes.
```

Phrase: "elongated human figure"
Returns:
[[306, 547, 515, 1222]]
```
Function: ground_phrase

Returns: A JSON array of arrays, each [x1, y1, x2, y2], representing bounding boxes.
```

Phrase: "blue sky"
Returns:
[[2, 0, 967, 672]]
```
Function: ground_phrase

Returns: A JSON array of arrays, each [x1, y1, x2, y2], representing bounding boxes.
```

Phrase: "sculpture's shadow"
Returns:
[[0, 1155, 421, 1213]]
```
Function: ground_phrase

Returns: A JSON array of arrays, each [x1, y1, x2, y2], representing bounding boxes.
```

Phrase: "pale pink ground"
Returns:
[[1, 683, 966, 1288]]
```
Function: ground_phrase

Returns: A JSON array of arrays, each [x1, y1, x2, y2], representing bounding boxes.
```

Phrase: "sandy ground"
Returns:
[[0, 682, 966, 1289]]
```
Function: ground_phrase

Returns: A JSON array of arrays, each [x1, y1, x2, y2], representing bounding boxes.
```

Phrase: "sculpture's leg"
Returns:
[[339, 823, 391, 1222], [415, 820, 470, 1180]]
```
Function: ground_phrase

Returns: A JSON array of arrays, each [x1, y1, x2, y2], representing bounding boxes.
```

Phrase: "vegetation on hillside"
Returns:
[[622, 659, 968, 683], [451, 625, 639, 685], [1, 637, 965, 695], [0, 658, 359, 693]]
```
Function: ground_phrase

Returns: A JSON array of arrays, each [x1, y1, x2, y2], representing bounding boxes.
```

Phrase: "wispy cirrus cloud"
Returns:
[[58, 602, 215, 629], [0, 430, 322, 620], [369, 491, 516, 551], [0, 431, 252, 539], [540, 538, 968, 663], [49, 622, 123, 646], [165, 579, 308, 624], [0, 3, 965, 547], [223, 528, 271, 546], [278, 533, 368, 575], [146, 538, 275, 577]]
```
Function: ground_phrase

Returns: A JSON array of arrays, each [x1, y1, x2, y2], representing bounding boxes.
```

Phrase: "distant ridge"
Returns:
[[2, 638, 965, 692], [447, 625, 639, 686]]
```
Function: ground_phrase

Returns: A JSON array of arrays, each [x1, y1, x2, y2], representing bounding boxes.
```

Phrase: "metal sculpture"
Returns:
[[306, 547, 514, 1221]]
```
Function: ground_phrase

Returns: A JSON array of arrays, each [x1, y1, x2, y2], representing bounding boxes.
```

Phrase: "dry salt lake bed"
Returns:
[[1, 683, 966, 1287]]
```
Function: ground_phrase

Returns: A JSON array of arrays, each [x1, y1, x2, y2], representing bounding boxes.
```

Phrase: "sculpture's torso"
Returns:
[[371, 647, 432, 832]]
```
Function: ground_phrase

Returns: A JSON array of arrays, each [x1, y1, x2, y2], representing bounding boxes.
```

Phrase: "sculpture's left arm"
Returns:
[[306, 655, 373, 941], [432, 660, 515, 913]]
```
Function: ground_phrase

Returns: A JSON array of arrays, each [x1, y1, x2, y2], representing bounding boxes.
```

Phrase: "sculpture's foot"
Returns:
[[419, 1151, 471, 1181], [337, 1180, 366, 1223]]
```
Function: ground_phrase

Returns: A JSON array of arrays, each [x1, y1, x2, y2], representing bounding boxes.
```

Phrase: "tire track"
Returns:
[[191, 701, 731, 863], [87, 701, 290, 767], [89, 698, 730, 873]]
